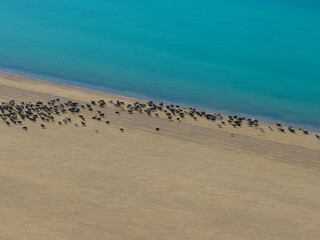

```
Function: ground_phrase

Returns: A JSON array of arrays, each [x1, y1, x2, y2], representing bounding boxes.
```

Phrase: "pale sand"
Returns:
[[0, 72, 319, 240]]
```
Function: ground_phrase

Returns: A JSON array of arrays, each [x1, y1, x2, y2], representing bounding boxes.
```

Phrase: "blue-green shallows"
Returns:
[[1, 0, 319, 130]]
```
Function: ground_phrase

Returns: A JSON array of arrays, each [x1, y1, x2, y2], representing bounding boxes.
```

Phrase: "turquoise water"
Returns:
[[1, 0, 320, 130]]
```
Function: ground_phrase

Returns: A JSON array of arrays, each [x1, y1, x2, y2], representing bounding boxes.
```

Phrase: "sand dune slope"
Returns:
[[0, 73, 320, 240]]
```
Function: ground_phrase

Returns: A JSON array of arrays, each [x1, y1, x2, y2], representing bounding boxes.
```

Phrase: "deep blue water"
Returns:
[[1, 0, 319, 130]]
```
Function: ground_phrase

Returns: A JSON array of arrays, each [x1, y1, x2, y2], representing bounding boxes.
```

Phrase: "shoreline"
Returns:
[[0, 71, 319, 151], [1, 70, 320, 239], [0, 69, 319, 133]]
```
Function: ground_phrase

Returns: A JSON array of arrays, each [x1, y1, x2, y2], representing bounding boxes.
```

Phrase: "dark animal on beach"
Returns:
[[22, 126, 28, 131], [41, 124, 46, 129], [120, 128, 124, 132], [155, 128, 160, 131], [288, 127, 296, 133], [98, 100, 106, 108]]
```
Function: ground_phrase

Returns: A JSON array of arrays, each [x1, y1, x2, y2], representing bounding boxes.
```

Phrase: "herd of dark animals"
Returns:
[[0, 99, 319, 140]]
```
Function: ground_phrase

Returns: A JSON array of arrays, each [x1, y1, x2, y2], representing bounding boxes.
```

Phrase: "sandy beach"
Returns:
[[0, 72, 320, 240]]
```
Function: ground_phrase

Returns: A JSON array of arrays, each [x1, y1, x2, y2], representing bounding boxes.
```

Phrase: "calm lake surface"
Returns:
[[1, 0, 319, 130]]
